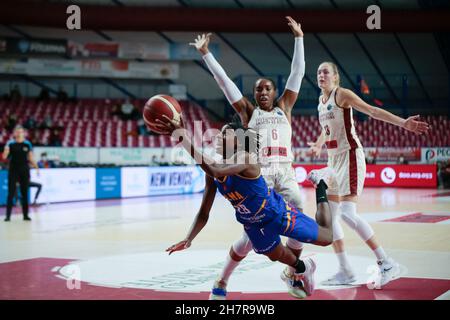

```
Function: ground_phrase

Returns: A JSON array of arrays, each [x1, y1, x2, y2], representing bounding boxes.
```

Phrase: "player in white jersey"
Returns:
[[190, 16, 307, 299], [308, 61, 429, 287]]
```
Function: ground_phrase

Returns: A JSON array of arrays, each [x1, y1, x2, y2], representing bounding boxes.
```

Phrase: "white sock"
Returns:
[[219, 254, 240, 284], [373, 246, 387, 262], [336, 252, 352, 272]]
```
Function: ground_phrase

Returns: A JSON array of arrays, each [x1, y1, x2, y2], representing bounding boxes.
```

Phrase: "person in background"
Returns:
[[2, 125, 39, 221], [10, 85, 22, 103], [48, 129, 62, 147], [37, 88, 50, 102], [56, 86, 69, 103], [397, 154, 408, 165], [40, 115, 54, 130], [150, 155, 159, 166], [121, 99, 134, 120], [37, 152, 54, 168], [23, 116, 37, 130]]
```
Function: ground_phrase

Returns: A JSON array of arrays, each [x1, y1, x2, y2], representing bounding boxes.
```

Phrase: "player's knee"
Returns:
[[265, 249, 282, 262], [341, 210, 358, 229], [232, 235, 253, 258], [322, 229, 333, 246], [286, 238, 304, 251], [341, 210, 374, 241], [332, 220, 345, 241]]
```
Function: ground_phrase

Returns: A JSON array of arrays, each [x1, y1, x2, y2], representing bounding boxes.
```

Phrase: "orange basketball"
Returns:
[[143, 94, 182, 134]]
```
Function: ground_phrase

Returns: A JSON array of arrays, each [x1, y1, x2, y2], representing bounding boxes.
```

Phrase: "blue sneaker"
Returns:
[[209, 280, 227, 300]]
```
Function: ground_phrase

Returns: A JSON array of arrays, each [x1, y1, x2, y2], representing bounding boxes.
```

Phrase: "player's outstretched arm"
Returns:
[[337, 88, 430, 134], [278, 16, 305, 114], [166, 175, 217, 255], [158, 115, 251, 178], [190, 33, 254, 126]]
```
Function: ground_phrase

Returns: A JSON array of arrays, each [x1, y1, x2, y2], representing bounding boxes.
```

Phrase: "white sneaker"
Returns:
[[378, 257, 401, 287], [280, 267, 307, 299], [307, 167, 334, 187], [321, 269, 356, 286], [294, 257, 316, 296]]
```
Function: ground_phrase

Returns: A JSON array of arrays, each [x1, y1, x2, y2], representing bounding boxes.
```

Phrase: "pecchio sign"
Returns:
[[421, 148, 450, 163]]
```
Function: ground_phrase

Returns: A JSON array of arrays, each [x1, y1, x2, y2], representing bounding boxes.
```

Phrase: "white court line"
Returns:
[[435, 290, 450, 300]]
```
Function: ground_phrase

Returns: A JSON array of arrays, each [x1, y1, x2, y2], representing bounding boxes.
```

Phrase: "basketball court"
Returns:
[[1, 187, 449, 300]]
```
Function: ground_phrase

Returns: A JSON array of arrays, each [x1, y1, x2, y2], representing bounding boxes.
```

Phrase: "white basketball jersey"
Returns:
[[318, 87, 363, 156], [248, 106, 293, 163]]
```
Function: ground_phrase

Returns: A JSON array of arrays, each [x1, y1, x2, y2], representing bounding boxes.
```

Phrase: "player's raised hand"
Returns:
[[307, 141, 322, 158], [189, 33, 212, 55], [286, 16, 303, 37], [166, 239, 191, 255], [403, 115, 429, 135]]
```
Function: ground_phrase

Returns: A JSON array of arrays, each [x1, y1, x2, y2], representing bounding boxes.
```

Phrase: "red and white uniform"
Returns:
[[248, 106, 303, 209], [318, 87, 366, 196]]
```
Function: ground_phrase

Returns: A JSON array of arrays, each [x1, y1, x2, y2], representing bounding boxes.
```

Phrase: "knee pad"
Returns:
[[329, 201, 344, 241], [232, 231, 253, 257], [286, 238, 304, 251], [340, 201, 374, 242]]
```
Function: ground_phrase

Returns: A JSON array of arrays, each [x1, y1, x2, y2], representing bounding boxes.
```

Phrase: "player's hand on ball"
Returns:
[[286, 16, 303, 37], [189, 33, 212, 55], [403, 115, 429, 135], [307, 141, 322, 158], [166, 239, 191, 255], [155, 114, 184, 134]]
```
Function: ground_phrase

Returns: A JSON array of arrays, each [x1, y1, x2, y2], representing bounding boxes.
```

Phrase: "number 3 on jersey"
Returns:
[[324, 125, 330, 136], [236, 204, 251, 215]]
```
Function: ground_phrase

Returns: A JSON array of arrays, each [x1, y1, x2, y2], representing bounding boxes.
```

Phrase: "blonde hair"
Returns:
[[320, 61, 340, 87]]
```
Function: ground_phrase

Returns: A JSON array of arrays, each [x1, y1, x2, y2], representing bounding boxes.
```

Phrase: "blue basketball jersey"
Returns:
[[214, 173, 288, 225]]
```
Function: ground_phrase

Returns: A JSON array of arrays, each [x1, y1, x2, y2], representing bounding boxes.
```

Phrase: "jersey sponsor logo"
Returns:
[[325, 140, 338, 149], [381, 167, 396, 184], [254, 117, 287, 126], [319, 112, 335, 123], [262, 147, 287, 157]]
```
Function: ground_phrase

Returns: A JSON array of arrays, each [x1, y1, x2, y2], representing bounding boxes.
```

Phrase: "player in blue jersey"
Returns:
[[161, 116, 333, 297]]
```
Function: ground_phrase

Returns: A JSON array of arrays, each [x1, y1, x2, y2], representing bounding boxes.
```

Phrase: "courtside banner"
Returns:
[[121, 166, 205, 198], [293, 164, 437, 188], [29, 168, 96, 203], [147, 165, 205, 196]]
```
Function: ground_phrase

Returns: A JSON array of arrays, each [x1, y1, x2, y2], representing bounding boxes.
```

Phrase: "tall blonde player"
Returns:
[[190, 17, 307, 299], [308, 62, 429, 286]]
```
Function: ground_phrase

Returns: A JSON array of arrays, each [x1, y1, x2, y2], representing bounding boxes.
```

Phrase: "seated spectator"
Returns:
[[130, 104, 141, 121], [37, 88, 50, 102], [121, 99, 134, 120], [37, 152, 54, 168], [48, 129, 62, 146], [57, 86, 69, 103], [397, 154, 409, 165], [150, 155, 159, 166], [23, 116, 37, 130], [6, 114, 18, 132], [110, 103, 123, 118], [137, 118, 150, 136], [40, 115, 54, 130]]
